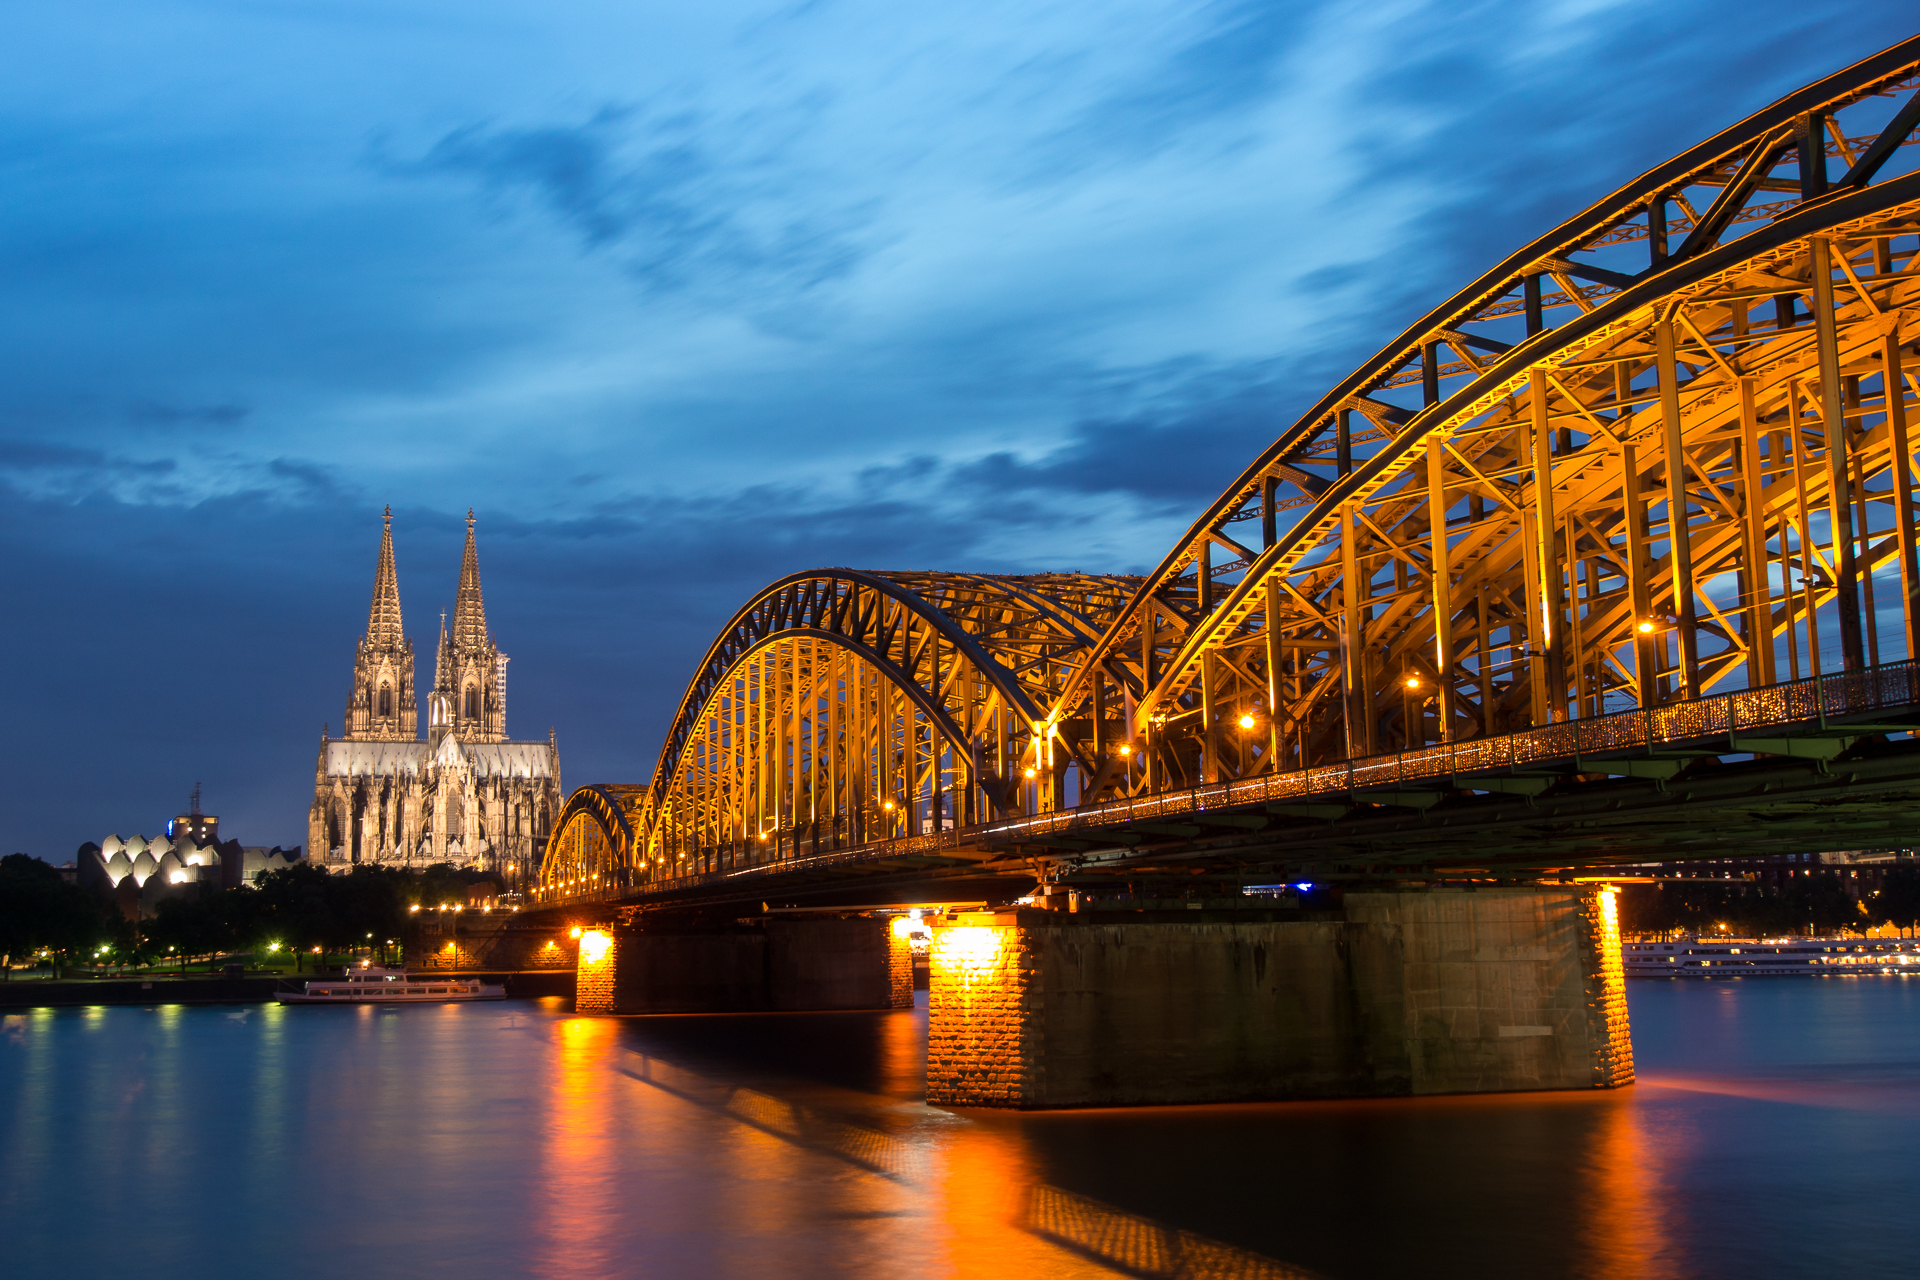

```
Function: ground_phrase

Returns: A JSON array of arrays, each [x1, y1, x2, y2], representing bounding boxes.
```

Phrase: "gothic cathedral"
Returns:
[[308, 509, 562, 883]]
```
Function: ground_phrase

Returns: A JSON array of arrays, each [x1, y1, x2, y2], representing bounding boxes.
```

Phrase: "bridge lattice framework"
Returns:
[[539, 36, 1920, 906]]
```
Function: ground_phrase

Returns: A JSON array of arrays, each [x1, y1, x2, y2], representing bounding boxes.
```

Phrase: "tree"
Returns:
[[0, 854, 113, 977], [144, 887, 265, 965], [1772, 873, 1865, 936], [250, 864, 407, 966], [1618, 872, 1867, 939], [1869, 865, 1920, 937]]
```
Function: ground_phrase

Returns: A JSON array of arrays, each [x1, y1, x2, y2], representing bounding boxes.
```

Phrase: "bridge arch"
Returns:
[[577, 569, 1136, 887], [537, 784, 647, 900], [535, 36, 1920, 908], [1042, 34, 1920, 797]]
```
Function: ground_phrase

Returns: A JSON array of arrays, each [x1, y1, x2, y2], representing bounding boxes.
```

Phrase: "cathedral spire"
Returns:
[[434, 512, 507, 743], [366, 505, 403, 645], [452, 509, 489, 649], [344, 505, 417, 741]]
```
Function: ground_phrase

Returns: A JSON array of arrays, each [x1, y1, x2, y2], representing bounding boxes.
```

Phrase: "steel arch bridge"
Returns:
[[540, 35, 1920, 908], [542, 570, 1139, 894]]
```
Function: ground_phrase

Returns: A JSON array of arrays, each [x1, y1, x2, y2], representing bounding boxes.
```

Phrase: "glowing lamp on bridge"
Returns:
[[937, 925, 1005, 982], [578, 929, 612, 964], [1024, 767, 1037, 779], [569, 926, 582, 939], [883, 800, 896, 811], [1118, 744, 1131, 756], [1404, 675, 1421, 690], [1237, 713, 1256, 730]]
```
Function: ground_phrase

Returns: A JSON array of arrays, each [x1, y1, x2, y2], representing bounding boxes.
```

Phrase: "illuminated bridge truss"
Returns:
[[1050, 35, 1920, 798], [541, 36, 1920, 904], [539, 571, 1137, 893]]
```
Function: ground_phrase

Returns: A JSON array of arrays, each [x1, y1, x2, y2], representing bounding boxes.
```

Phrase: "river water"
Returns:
[[4, 979, 1919, 1280]]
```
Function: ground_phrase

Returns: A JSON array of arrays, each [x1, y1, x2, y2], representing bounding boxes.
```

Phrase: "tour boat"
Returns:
[[1623, 937, 1920, 978], [275, 966, 506, 1004]]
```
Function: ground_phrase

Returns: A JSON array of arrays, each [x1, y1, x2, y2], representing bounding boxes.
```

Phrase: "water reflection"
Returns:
[[606, 1006, 1312, 1278], [536, 1015, 621, 1280], [1578, 1095, 1682, 1279], [1028, 1184, 1322, 1280], [5, 982, 1920, 1279]]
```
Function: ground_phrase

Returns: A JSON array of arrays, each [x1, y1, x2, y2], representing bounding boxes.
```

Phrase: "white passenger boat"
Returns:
[[1624, 937, 1920, 977], [275, 966, 506, 1004]]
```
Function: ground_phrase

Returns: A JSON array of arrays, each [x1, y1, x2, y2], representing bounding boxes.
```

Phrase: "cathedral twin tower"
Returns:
[[346, 507, 506, 745], [308, 510, 562, 879]]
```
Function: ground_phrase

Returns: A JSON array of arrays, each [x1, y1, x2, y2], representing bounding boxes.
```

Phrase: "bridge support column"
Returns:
[[925, 888, 1631, 1109], [574, 916, 914, 1014]]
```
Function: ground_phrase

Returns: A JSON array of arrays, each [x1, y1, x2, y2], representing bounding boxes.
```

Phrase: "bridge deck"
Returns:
[[539, 662, 1920, 915]]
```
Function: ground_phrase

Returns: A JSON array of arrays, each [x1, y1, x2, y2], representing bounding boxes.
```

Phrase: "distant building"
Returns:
[[76, 832, 305, 919], [167, 783, 219, 845], [307, 509, 562, 882]]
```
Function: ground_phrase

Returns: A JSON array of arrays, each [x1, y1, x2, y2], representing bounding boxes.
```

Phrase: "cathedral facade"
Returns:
[[308, 510, 562, 882]]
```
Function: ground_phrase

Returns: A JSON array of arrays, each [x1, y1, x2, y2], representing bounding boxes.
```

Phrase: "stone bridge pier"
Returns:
[[568, 887, 1630, 1108], [574, 915, 914, 1014], [925, 887, 1632, 1108]]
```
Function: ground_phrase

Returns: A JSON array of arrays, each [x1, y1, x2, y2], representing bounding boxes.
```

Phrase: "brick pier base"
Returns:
[[926, 887, 1632, 1108]]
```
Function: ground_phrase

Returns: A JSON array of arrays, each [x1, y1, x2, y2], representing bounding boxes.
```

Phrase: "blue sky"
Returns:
[[1, 0, 1912, 856]]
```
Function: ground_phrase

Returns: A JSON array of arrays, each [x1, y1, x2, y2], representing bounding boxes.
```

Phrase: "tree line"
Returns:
[[1618, 866, 1920, 938], [0, 855, 499, 977]]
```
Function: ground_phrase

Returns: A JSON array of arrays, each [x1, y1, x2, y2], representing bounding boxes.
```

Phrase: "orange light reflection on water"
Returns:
[[1579, 1094, 1683, 1279], [534, 1016, 623, 1280], [931, 1114, 1164, 1280]]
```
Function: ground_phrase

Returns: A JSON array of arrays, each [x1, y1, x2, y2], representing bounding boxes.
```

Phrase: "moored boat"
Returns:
[[275, 965, 506, 1004], [1624, 937, 1920, 978]]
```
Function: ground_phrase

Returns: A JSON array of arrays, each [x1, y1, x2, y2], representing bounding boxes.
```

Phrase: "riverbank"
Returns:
[[0, 970, 573, 1008]]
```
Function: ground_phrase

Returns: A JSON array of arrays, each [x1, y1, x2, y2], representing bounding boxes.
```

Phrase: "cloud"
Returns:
[[0, 439, 175, 475], [4, 0, 1917, 862], [264, 458, 353, 502], [126, 400, 250, 428], [948, 355, 1313, 510], [389, 103, 875, 300], [1031, 0, 1326, 173]]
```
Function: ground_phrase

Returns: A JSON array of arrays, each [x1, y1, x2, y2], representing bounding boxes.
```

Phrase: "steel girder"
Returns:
[[1044, 35, 1920, 801], [540, 783, 647, 898], [539, 569, 1136, 896]]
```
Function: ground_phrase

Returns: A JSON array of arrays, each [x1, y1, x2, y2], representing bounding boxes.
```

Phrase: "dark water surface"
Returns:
[[5, 979, 1919, 1279]]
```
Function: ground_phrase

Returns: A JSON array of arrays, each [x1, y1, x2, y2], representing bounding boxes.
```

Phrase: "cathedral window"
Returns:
[[378, 683, 392, 717], [465, 687, 479, 719]]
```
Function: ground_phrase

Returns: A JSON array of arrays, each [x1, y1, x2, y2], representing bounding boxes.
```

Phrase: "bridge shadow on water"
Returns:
[[583, 995, 1722, 1280], [603, 996, 1323, 1279], [563, 979, 1920, 1279], [456, 973, 1920, 1280]]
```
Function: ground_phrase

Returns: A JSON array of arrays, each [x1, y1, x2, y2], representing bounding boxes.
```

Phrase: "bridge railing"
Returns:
[[563, 661, 1920, 903], [1029, 661, 1920, 834]]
